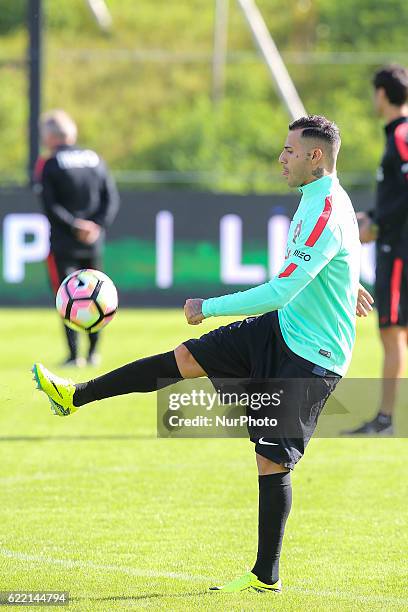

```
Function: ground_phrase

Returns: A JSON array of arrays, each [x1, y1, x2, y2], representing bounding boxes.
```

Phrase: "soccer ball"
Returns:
[[56, 269, 118, 333]]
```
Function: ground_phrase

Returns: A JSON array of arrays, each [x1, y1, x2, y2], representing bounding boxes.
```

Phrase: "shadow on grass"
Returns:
[[72, 591, 209, 603], [0, 434, 156, 442]]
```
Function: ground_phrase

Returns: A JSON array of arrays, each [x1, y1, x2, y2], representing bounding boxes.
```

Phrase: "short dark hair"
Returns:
[[288, 115, 341, 148], [373, 65, 408, 105]]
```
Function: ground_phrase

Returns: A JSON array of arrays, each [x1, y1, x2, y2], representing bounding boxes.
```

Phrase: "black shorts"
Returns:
[[46, 252, 103, 295], [184, 312, 340, 470], [375, 251, 408, 328]]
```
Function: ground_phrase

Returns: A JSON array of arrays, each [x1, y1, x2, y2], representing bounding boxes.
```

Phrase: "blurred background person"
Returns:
[[349, 65, 408, 434], [35, 109, 120, 367]]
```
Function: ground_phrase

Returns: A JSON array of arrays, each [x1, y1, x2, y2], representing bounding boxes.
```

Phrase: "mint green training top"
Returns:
[[202, 174, 361, 376]]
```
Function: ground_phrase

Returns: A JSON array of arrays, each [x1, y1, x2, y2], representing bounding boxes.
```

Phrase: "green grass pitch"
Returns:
[[0, 308, 407, 611]]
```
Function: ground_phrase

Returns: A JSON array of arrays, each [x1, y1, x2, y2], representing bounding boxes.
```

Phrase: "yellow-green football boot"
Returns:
[[210, 571, 282, 593], [32, 363, 77, 417]]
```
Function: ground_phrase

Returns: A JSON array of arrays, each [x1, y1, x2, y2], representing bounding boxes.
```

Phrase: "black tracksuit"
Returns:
[[35, 145, 120, 359], [373, 116, 408, 327]]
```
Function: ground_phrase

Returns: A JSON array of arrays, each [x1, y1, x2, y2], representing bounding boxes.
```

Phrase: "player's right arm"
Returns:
[[185, 277, 373, 324], [91, 160, 120, 229]]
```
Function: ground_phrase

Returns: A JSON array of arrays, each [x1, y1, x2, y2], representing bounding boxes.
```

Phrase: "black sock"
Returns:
[[252, 471, 292, 585], [377, 412, 392, 424], [73, 350, 182, 407], [88, 332, 99, 357], [64, 325, 78, 360]]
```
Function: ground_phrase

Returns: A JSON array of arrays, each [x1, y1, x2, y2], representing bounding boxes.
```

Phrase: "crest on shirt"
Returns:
[[292, 220, 303, 244]]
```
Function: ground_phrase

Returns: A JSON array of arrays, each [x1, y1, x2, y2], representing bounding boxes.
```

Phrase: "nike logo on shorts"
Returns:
[[258, 438, 279, 446]]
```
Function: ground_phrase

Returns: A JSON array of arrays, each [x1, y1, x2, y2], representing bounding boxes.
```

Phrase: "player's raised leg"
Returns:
[[32, 344, 206, 417]]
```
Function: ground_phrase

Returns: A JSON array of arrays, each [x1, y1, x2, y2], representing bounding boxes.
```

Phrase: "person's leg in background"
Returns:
[[346, 256, 407, 435], [46, 253, 83, 367], [82, 255, 103, 365], [378, 325, 407, 414], [377, 256, 408, 424]]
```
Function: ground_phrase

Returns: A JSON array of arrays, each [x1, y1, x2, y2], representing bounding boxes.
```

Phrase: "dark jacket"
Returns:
[[35, 145, 120, 256], [374, 116, 408, 257]]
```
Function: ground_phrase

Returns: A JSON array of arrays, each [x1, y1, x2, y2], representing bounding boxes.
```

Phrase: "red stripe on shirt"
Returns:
[[390, 258, 403, 325], [394, 123, 408, 162], [305, 196, 333, 247], [46, 253, 61, 294], [33, 156, 47, 182], [278, 263, 298, 278]]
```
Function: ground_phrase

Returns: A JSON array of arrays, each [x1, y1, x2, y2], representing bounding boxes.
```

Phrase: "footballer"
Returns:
[[32, 115, 373, 594], [347, 65, 408, 435]]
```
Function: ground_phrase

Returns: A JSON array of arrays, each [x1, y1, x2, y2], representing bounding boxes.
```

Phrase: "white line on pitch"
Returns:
[[0, 549, 213, 582]]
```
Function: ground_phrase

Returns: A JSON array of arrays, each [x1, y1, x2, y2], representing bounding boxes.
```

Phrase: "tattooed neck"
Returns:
[[312, 167, 324, 179]]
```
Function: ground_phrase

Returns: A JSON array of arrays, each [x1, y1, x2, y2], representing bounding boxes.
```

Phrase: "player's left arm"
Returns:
[[91, 160, 120, 228], [185, 200, 341, 324], [40, 161, 77, 227], [356, 284, 374, 317]]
